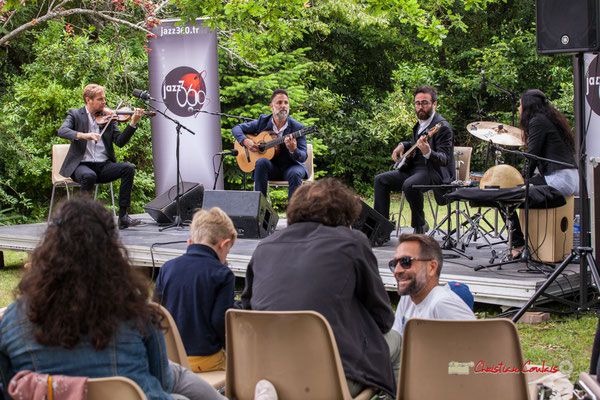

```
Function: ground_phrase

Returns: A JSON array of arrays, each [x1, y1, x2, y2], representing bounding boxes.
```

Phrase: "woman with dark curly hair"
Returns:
[[510, 89, 579, 257], [0, 198, 226, 400]]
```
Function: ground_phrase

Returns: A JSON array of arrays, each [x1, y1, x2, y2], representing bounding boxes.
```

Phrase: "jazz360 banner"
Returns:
[[148, 19, 222, 195]]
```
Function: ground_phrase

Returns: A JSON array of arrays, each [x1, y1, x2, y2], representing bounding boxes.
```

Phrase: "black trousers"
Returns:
[[374, 166, 439, 228], [72, 161, 135, 212]]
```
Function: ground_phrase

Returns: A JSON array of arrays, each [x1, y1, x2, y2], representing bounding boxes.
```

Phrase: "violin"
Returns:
[[94, 107, 155, 126]]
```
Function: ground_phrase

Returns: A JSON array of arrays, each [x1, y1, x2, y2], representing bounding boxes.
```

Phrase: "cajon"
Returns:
[[518, 195, 574, 263]]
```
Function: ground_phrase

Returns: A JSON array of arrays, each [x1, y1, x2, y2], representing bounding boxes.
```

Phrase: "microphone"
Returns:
[[481, 69, 486, 91], [217, 149, 238, 156], [132, 89, 156, 101]]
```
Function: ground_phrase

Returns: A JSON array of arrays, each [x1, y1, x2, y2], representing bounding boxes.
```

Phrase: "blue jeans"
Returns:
[[253, 158, 306, 200]]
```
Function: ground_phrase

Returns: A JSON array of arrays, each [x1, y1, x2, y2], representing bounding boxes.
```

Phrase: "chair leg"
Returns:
[[109, 182, 116, 217], [396, 192, 406, 236], [48, 184, 57, 222], [427, 191, 438, 228]]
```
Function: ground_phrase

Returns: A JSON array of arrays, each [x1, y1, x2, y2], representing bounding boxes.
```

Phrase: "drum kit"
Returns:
[[466, 121, 524, 189], [440, 121, 526, 264]]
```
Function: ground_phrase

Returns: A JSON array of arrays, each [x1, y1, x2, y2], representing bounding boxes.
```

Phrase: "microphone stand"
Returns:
[[190, 108, 256, 190], [476, 145, 576, 272], [138, 98, 197, 231], [189, 108, 256, 122], [213, 151, 238, 190], [481, 75, 519, 127]]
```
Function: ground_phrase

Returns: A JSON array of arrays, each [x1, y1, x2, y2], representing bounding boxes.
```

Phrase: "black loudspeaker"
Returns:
[[143, 182, 204, 224], [536, 0, 600, 54], [202, 190, 279, 239], [352, 200, 394, 247]]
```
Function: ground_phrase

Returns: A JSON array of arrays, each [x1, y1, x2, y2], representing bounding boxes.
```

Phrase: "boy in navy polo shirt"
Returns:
[[154, 207, 236, 372]]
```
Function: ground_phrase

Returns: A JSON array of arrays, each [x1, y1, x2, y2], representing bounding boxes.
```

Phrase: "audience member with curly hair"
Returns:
[[0, 198, 226, 400]]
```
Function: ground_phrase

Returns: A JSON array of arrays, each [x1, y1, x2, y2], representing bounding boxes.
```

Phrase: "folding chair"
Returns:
[[267, 143, 314, 201], [49, 144, 116, 221], [226, 309, 375, 400], [88, 376, 147, 400], [148, 302, 226, 390], [398, 318, 529, 400]]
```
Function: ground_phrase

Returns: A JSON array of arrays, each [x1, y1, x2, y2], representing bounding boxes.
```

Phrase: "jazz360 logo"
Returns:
[[161, 66, 209, 117]]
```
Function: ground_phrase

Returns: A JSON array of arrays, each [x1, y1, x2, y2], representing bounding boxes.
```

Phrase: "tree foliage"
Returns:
[[0, 0, 576, 218]]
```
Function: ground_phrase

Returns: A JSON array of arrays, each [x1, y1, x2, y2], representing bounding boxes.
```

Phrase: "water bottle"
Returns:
[[573, 214, 580, 249]]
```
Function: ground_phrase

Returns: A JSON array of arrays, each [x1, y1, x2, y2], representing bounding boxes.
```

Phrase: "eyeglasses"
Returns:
[[414, 101, 431, 108], [388, 256, 433, 272]]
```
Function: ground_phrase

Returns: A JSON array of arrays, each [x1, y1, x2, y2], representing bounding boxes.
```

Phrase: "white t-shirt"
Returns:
[[392, 284, 476, 335]]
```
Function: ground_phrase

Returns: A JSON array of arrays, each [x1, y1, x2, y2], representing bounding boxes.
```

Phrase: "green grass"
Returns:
[[517, 312, 597, 381], [0, 251, 27, 308], [1, 250, 597, 383]]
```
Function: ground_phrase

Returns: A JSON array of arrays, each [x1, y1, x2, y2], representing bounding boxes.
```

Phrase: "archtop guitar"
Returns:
[[393, 122, 442, 170]]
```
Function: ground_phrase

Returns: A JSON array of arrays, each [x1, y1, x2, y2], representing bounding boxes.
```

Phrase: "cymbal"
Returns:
[[467, 121, 524, 147]]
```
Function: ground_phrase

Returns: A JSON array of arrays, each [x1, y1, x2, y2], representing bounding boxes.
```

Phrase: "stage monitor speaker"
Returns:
[[202, 190, 279, 239], [143, 182, 204, 224], [518, 195, 574, 263], [536, 0, 600, 54], [352, 200, 394, 247]]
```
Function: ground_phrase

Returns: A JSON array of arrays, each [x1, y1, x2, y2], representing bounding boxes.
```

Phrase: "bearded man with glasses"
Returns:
[[374, 85, 455, 236], [390, 234, 475, 336]]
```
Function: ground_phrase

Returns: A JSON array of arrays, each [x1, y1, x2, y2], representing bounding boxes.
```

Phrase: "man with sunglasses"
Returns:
[[374, 85, 455, 236], [390, 234, 475, 336]]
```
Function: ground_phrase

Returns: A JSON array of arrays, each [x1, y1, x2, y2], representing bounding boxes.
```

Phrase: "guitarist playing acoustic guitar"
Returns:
[[232, 89, 309, 201], [373, 85, 455, 237]]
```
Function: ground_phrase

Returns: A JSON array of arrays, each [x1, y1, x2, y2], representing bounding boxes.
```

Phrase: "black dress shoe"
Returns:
[[414, 222, 429, 235], [118, 215, 144, 229]]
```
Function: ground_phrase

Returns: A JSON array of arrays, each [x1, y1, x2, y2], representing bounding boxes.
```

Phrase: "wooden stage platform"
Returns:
[[0, 214, 583, 308]]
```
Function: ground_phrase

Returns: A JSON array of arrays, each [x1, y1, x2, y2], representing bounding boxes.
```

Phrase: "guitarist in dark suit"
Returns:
[[231, 89, 308, 201], [57, 84, 144, 229], [374, 85, 455, 235]]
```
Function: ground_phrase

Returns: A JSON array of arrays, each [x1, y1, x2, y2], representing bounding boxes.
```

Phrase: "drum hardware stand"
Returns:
[[465, 144, 507, 249], [474, 146, 574, 272], [415, 184, 473, 260], [513, 53, 600, 320], [474, 199, 524, 270]]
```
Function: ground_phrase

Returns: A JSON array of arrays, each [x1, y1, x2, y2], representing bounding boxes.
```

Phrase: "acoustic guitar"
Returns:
[[234, 126, 317, 173], [393, 122, 443, 170]]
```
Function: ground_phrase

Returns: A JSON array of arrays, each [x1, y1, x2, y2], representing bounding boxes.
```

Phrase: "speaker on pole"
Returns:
[[352, 200, 394, 247], [202, 190, 279, 239], [143, 182, 204, 224], [536, 0, 600, 54]]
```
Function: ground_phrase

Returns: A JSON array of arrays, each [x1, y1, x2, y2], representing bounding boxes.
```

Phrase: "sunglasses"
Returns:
[[388, 256, 433, 272]]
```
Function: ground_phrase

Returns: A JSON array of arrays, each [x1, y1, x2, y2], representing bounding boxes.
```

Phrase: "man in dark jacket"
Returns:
[[231, 89, 308, 200], [374, 85, 455, 234], [57, 83, 143, 229], [241, 178, 401, 398]]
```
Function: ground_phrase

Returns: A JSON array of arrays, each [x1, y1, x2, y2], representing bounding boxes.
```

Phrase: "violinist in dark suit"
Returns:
[[374, 85, 455, 235], [57, 84, 144, 229]]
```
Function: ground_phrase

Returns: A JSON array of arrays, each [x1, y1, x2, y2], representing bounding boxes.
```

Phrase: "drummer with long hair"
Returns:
[[511, 89, 579, 258]]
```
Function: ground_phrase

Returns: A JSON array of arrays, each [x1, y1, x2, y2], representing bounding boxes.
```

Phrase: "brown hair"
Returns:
[[270, 88, 288, 103], [414, 85, 438, 103], [17, 198, 157, 351], [398, 233, 443, 277], [287, 178, 362, 227], [82, 84, 105, 101], [190, 207, 237, 246]]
